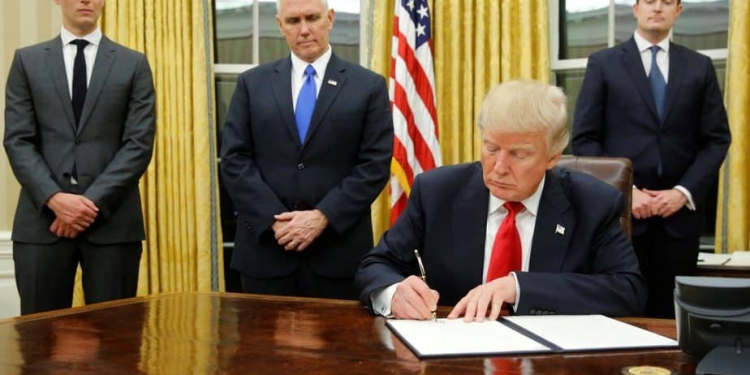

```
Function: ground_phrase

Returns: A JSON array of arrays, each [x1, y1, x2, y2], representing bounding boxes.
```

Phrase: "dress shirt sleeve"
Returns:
[[370, 283, 399, 317], [674, 185, 696, 211]]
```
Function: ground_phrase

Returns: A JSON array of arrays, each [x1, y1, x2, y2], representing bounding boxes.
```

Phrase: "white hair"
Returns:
[[477, 79, 569, 155], [276, 0, 329, 14]]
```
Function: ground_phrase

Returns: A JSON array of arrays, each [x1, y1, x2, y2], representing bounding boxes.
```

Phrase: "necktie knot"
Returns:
[[71, 39, 89, 52], [304, 64, 316, 79], [503, 202, 524, 217], [649, 45, 660, 58]]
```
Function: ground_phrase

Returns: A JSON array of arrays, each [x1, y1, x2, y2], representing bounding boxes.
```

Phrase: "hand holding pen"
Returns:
[[414, 249, 438, 322]]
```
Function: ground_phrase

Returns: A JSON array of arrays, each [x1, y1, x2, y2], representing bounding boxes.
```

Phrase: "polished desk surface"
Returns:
[[0, 292, 698, 374]]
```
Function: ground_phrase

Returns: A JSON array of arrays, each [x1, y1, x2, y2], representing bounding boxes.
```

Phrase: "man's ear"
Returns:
[[547, 152, 562, 169]]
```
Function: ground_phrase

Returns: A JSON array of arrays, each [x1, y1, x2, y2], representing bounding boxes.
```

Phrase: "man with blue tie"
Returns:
[[220, 0, 393, 299], [572, 0, 731, 318]]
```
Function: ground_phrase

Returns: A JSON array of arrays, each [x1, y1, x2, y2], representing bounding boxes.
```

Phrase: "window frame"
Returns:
[[548, 0, 728, 73], [214, 0, 367, 74]]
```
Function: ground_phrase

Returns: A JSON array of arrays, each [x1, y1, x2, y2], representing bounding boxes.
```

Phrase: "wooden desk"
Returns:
[[697, 265, 750, 278], [0, 292, 698, 374]]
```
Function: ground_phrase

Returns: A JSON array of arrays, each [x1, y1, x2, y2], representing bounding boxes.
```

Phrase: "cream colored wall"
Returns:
[[1, 1, 61, 233]]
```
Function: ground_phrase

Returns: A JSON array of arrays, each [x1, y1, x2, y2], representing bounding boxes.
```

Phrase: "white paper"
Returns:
[[505, 315, 678, 351], [697, 252, 732, 266], [386, 318, 551, 357], [725, 251, 750, 267]]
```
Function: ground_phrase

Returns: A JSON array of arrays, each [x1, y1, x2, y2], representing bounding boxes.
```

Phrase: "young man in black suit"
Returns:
[[572, 0, 731, 318]]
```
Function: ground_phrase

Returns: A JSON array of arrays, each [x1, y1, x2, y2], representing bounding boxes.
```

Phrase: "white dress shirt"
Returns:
[[632, 31, 696, 211], [60, 27, 102, 98], [371, 177, 547, 316], [290, 46, 332, 111]]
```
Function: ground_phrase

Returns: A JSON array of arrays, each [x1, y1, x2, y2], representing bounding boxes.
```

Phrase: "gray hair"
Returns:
[[477, 79, 569, 155], [276, 0, 329, 14]]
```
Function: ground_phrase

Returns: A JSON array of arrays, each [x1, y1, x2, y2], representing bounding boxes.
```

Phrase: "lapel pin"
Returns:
[[555, 224, 565, 235], [327, 79, 337, 86]]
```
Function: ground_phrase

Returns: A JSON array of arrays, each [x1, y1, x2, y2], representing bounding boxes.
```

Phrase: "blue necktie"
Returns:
[[295, 65, 317, 143], [649, 45, 667, 119]]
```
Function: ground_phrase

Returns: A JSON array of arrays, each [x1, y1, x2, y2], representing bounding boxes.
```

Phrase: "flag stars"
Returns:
[[406, 0, 415, 11], [417, 5, 429, 19], [416, 23, 426, 37]]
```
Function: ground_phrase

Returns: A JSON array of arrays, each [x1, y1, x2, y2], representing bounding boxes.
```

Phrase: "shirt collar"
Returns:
[[633, 31, 670, 54], [60, 27, 103, 47], [290, 45, 332, 80], [488, 175, 545, 217]]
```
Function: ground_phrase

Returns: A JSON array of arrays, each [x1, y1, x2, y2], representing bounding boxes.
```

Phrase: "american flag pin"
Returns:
[[327, 79, 337, 86], [555, 224, 565, 235]]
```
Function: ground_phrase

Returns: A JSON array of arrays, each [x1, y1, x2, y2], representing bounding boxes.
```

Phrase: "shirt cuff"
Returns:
[[674, 185, 696, 211], [370, 283, 399, 317], [510, 272, 521, 312]]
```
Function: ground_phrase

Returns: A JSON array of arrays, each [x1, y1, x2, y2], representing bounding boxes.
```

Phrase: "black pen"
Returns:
[[414, 249, 437, 322]]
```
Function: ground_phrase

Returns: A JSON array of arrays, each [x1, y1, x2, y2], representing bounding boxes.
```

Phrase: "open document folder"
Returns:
[[385, 315, 678, 358]]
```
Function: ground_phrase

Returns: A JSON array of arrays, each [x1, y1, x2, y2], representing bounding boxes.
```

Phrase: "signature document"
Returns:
[[386, 315, 677, 358]]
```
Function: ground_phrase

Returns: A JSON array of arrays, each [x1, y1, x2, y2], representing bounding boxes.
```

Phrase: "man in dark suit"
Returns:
[[572, 0, 731, 318], [220, 0, 393, 299], [356, 80, 646, 321], [3, 0, 156, 315]]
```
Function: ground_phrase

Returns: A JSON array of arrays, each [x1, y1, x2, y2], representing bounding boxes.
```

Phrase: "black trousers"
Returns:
[[632, 224, 699, 319], [240, 260, 356, 300], [14, 239, 142, 315]]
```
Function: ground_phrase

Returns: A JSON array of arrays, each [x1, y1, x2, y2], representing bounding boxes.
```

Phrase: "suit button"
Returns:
[[75, 138, 81, 145], [297, 163, 305, 170], [529, 309, 536, 315]]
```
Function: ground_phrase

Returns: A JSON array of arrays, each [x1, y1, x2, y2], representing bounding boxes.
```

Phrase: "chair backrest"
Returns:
[[556, 155, 633, 240]]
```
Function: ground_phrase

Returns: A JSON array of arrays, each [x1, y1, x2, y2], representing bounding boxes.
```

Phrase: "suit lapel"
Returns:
[[77, 36, 116, 135], [44, 36, 77, 131], [452, 163, 490, 286], [529, 169, 575, 272], [303, 53, 346, 147], [661, 43, 686, 126], [620, 38, 660, 123], [270, 58, 302, 145]]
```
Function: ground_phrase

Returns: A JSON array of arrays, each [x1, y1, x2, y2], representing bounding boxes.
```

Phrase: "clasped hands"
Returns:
[[391, 275, 517, 322], [273, 209, 328, 251], [632, 188, 688, 220], [46, 192, 99, 238]]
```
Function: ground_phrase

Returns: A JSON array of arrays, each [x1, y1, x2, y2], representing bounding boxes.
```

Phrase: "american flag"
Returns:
[[389, 0, 441, 224]]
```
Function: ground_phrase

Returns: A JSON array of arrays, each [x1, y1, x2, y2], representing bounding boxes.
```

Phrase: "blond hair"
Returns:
[[477, 79, 569, 155]]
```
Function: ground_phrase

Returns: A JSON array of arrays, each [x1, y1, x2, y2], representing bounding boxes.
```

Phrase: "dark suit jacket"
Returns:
[[572, 38, 731, 238], [3, 35, 156, 244], [220, 53, 393, 279], [355, 163, 646, 317]]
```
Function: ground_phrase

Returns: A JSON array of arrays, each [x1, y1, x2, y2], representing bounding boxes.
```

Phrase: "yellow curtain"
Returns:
[[716, 1, 750, 253], [369, 0, 549, 242], [73, 0, 223, 306]]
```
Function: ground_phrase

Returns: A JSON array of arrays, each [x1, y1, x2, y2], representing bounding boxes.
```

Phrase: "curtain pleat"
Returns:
[[716, 0, 750, 253]]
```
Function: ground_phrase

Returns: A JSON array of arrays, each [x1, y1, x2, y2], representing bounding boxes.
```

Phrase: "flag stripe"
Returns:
[[390, 0, 441, 223]]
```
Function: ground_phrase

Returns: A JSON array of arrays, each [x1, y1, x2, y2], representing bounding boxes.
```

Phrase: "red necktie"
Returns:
[[487, 201, 524, 282]]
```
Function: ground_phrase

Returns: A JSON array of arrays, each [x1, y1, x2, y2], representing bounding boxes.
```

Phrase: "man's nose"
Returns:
[[493, 153, 510, 174]]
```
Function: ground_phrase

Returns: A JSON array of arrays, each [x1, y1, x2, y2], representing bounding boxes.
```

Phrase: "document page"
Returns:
[[697, 252, 732, 266], [386, 318, 551, 358], [504, 315, 678, 351], [725, 251, 750, 267]]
